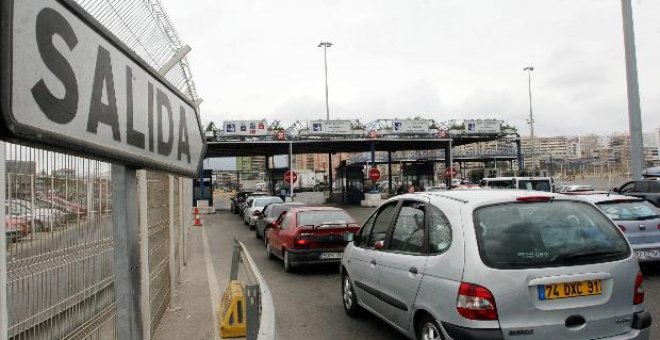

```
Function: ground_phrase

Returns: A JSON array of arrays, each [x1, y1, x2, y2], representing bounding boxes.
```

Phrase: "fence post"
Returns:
[[137, 170, 151, 339], [168, 175, 177, 304], [0, 142, 8, 340], [112, 164, 144, 340], [178, 177, 185, 268]]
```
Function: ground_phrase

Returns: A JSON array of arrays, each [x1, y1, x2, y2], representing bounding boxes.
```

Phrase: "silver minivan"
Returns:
[[340, 190, 650, 340]]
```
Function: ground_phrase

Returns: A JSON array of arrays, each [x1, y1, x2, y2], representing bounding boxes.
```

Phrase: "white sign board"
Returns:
[[392, 119, 430, 134], [1, 0, 205, 176], [223, 120, 268, 136], [309, 120, 352, 135], [465, 120, 502, 134]]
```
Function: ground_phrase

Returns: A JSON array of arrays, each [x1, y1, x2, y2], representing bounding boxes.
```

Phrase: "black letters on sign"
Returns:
[[156, 89, 174, 156], [87, 46, 121, 141], [125, 66, 145, 149], [177, 106, 190, 163], [31, 8, 79, 124]]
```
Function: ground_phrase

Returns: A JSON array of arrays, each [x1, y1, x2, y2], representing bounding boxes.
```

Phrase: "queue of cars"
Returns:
[[230, 191, 358, 272], [229, 180, 655, 340]]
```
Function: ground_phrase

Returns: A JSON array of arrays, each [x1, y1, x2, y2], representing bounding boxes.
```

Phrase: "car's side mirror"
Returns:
[[343, 232, 354, 242], [612, 187, 620, 193], [374, 240, 384, 250]]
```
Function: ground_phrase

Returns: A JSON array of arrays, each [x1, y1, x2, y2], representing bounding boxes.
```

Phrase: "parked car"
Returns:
[[243, 196, 284, 229], [255, 202, 306, 241], [7, 200, 68, 231], [613, 180, 660, 207], [5, 205, 30, 242], [479, 177, 554, 192], [265, 207, 360, 272], [340, 190, 650, 340], [576, 193, 660, 262]]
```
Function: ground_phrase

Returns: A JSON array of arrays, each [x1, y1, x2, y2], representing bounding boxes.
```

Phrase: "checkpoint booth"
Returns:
[[400, 161, 435, 192], [266, 168, 289, 200], [335, 161, 365, 205], [193, 169, 214, 208]]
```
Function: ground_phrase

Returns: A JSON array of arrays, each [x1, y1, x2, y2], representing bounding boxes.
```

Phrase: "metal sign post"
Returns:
[[112, 165, 143, 339]]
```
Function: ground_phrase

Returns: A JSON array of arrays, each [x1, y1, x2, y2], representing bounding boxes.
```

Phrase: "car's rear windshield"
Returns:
[[254, 197, 283, 207], [473, 200, 630, 269], [518, 180, 551, 192], [297, 210, 353, 226], [482, 180, 514, 189], [597, 200, 660, 221]]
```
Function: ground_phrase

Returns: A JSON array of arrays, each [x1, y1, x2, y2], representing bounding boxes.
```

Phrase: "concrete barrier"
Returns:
[[292, 192, 325, 205]]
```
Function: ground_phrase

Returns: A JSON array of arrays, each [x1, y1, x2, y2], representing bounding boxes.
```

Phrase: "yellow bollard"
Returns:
[[219, 280, 247, 338]]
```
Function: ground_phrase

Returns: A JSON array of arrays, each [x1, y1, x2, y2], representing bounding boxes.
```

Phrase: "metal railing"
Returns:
[[3, 143, 190, 339], [229, 240, 277, 340], [5, 144, 116, 340]]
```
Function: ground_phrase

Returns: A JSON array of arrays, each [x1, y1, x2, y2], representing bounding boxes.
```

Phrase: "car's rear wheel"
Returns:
[[416, 315, 444, 340], [255, 226, 261, 239], [263, 230, 270, 247], [342, 273, 361, 317], [283, 250, 295, 273], [265, 242, 274, 260]]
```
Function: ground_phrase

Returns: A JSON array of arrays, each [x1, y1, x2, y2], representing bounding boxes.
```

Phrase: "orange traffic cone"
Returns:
[[193, 208, 202, 227]]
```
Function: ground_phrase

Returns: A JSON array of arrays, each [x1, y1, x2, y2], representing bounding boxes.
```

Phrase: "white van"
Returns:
[[479, 177, 553, 192]]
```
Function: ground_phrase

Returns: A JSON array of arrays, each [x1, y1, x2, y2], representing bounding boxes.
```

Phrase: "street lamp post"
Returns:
[[318, 41, 333, 121], [524, 66, 535, 176]]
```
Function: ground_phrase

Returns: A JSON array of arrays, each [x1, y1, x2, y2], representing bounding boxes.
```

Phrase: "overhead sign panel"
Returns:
[[309, 120, 352, 135], [0, 0, 205, 177], [223, 120, 268, 136], [392, 119, 430, 134], [465, 119, 502, 134]]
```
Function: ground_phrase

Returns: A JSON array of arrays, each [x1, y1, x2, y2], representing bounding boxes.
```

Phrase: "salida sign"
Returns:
[[0, 0, 205, 176]]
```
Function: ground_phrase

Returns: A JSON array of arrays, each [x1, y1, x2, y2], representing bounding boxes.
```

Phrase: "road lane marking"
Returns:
[[201, 226, 221, 340]]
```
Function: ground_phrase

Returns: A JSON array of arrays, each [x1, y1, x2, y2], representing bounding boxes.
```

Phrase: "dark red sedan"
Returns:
[[265, 206, 360, 272]]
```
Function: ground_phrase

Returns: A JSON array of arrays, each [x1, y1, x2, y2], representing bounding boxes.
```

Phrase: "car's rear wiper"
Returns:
[[552, 250, 622, 263], [633, 215, 660, 220]]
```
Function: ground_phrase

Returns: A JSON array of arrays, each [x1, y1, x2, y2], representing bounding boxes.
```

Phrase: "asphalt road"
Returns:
[[215, 197, 402, 340], [215, 196, 660, 340]]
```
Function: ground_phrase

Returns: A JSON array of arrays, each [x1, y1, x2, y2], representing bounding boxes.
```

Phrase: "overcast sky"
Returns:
[[165, 0, 660, 137]]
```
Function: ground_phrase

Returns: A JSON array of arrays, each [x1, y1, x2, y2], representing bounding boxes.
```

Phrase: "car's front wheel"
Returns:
[[416, 315, 444, 340], [342, 272, 361, 317]]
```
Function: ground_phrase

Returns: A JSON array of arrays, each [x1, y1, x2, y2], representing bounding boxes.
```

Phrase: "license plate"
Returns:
[[319, 252, 342, 259], [636, 250, 660, 260], [538, 280, 602, 300]]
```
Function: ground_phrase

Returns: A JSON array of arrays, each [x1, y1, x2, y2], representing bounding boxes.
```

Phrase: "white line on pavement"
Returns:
[[201, 226, 221, 340]]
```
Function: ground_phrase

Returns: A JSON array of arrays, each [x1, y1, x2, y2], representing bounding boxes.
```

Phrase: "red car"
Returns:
[[265, 206, 360, 272]]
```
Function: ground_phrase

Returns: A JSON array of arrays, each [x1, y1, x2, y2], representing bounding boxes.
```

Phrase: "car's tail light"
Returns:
[[634, 272, 644, 305], [618, 225, 627, 232], [657, 223, 660, 230], [457, 282, 498, 320], [293, 232, 313, 248]]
